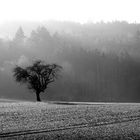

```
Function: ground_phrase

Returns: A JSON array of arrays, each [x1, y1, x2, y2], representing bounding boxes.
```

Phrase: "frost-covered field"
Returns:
[[0, 101, 140, 139]]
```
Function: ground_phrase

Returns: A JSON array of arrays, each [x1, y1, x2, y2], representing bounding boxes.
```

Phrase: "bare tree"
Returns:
[[13, 60, 62, 101]]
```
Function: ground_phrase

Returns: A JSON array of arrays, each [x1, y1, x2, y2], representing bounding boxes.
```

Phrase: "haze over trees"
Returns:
[[0, 20, 140, 102]]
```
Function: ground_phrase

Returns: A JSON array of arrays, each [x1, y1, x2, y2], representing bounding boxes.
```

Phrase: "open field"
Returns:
[[0, 101, 140, 139]]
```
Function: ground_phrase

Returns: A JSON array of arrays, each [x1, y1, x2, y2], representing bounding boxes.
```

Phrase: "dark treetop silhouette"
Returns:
[[13, 60, 62, 101]]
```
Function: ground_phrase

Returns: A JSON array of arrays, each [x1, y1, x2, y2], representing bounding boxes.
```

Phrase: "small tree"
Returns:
[[13, 60, 62, 101]]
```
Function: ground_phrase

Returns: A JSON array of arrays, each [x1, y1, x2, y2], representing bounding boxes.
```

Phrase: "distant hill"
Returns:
[[0, 20, 140, 102], [0, 20, 140, 39]]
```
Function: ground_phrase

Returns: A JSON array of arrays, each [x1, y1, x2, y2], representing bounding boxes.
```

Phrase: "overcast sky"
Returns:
[[0, 0, 139, 23]]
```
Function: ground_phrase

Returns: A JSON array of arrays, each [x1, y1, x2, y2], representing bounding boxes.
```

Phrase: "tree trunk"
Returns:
[[36, 92, 41, 102]]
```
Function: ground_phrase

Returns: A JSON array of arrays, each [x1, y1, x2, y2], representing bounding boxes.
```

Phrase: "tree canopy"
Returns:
[[13, 60, 62, 101]]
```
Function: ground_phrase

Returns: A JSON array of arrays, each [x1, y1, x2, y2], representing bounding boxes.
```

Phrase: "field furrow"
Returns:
[[0, 102, 140, 139]]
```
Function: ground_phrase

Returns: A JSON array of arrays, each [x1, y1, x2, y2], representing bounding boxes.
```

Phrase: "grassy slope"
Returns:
[[0, 101, 140, 139]]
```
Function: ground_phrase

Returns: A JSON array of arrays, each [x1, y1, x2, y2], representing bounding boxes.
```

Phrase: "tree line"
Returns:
[[0, 21, 140, 101]]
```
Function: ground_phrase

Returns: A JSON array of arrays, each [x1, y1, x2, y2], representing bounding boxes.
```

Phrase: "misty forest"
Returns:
[[1, 21, 140, 102]]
